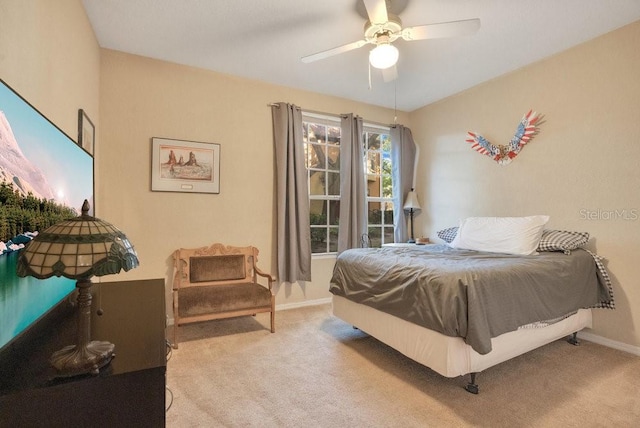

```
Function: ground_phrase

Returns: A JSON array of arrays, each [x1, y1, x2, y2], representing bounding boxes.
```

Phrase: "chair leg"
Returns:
[[270, 310, 275, 333]]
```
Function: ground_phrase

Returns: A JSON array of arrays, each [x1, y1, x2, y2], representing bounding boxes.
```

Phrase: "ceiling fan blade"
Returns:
[[301, 39, 368, 63], [401, 18, 481, 41], [363, 0, 389, 24], [382, 65, 398, 82]]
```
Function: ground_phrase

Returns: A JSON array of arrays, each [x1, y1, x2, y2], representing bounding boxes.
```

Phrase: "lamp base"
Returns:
[[50, 340, 115, 377]]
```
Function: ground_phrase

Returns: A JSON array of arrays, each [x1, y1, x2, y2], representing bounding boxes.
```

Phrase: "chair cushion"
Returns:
[[178, 283, 272, 317]]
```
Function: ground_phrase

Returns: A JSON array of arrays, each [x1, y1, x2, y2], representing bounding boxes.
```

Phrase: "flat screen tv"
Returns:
[[0, 78, 94, 352]]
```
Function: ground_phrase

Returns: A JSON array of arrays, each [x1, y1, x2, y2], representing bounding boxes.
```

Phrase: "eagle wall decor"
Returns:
[[466, 110, 544, 165]]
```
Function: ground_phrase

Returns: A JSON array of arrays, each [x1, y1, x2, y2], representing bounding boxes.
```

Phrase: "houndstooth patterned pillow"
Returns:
[[537, 229, 589, 254], [436, 227, 459, 243]]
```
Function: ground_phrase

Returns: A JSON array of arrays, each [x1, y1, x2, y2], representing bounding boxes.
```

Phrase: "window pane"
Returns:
[[329, 200, 340, 225], [381, 134, 391, 152], [327, 126, 340, 145], [382, 201, 394, 225], [368, 226, 382, 248], [329, 227, 339, 253], [307, 143, 326, 169], [382, 156, 392, 175], [309, 170, 326, 196], [303, 123, 308, 143], [367, 152, 380, 174], [311, 227, 327, 253], [309, 123, 325, 143], [327, 172, 340, 196], [384, 227, 394, 244], [327, 145, 340, 171], [368, 202, 382, 225], [368, 133, 381, 150], [367, 175, 380, 197], [382, 174, 392, 198], [310, 200, 326, 225]]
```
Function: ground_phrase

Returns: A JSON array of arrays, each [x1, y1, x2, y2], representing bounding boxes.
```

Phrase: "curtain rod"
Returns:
[[268, 103, 398, 128], [267, 103, 300, 111], [267, 103, 329, 118]]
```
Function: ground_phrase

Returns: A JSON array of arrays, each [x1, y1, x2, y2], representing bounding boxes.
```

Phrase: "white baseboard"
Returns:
[[275, 297, 332, 312], [578, 331, 640, 356]]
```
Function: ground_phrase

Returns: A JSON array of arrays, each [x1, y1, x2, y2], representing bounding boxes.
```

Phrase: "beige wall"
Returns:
[[409, 21, 640, 350], [98, 49, 408, 311], [0, 0, 100, 139]]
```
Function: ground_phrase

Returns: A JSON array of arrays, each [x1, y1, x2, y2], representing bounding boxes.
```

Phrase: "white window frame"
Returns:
[[303, 113, 341, 255], [363, 123, 394, 247], [302, 113, 394, 255]]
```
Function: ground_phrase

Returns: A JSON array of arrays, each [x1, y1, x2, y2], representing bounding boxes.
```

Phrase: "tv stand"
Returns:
[[0, 279, 167, 427]]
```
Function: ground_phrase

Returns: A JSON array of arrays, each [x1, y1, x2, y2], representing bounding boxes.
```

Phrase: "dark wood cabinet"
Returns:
[[0, 279, 167, 427]]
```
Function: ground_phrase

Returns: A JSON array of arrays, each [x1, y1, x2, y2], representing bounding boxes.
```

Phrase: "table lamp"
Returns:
[[16, 199, 139, 377], [403, 189, 421, 243]]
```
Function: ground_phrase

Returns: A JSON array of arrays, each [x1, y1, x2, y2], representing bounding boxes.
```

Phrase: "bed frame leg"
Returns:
[[567, 332, 580, 346], [465, 372, 479, 394]]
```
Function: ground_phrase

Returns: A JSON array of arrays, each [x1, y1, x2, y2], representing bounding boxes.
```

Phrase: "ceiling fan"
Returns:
[[301, 0, 480, 82]]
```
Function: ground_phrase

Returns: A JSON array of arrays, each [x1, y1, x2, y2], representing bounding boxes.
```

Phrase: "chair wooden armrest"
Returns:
[[255, 266, 275, 290]]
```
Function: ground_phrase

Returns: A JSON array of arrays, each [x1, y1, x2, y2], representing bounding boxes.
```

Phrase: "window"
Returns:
[[363, 126, 394, 248], [303, 115, 341, 254], [303, 114, 393, 254]]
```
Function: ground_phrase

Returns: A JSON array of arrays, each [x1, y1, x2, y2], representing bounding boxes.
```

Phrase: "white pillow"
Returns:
[[449, 215, 550, 255]]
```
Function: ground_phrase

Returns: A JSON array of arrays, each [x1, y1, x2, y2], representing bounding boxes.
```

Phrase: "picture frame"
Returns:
[[77, 108, 95, 156], [151, 137, 220, 194]]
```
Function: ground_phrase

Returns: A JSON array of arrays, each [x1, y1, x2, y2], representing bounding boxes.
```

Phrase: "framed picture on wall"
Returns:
[[77, 108, 95, 156], [151, 137, 220, 194]]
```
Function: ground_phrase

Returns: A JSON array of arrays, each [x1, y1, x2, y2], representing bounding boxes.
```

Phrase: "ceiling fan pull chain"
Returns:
[[368, 61, 372, 90], [394, 81, 398, 124]]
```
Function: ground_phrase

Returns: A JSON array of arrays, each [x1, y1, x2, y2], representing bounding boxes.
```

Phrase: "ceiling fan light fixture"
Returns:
[[369, 43, 399, 69]]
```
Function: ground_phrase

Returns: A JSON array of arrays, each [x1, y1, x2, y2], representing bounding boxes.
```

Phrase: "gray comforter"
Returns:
[[329, 244, 612, 355]]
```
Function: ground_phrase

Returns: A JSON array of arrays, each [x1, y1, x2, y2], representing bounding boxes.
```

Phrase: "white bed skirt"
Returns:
[[332, 295, 592, 378]]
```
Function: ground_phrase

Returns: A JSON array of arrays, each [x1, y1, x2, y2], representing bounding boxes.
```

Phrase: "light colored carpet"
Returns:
[[166, 304, 640, 427]]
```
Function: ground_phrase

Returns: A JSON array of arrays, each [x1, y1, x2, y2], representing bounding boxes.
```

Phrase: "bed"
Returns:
[[329, 239, 614, 393]]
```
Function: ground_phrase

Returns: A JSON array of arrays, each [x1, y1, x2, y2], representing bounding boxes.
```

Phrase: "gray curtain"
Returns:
[[338, 114, 367, 253], [271, 102, 311, 282], [391, 125, 418, 243]]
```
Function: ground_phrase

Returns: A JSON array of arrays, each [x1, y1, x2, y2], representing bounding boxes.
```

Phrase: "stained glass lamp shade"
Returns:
[[16, 200, 139, 377]]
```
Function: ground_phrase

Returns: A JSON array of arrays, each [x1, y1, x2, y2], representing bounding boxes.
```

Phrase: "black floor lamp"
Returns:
[[403, 189, 421, 243]]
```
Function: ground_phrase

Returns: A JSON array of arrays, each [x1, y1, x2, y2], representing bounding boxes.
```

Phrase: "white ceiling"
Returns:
[[82, 0, 640, 112]]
